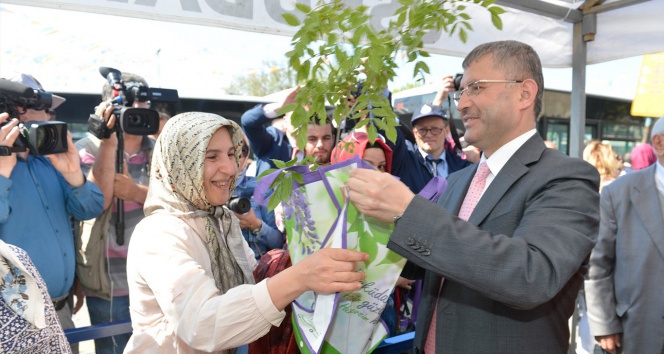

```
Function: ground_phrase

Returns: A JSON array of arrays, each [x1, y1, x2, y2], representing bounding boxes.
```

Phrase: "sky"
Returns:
[[0, 3, 644, 101]]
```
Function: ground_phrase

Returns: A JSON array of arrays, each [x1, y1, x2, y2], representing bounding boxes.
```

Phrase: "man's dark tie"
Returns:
[[426, 156, 443, 177]]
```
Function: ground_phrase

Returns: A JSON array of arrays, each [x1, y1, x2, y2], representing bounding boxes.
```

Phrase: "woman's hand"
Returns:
[[266, 248, 368, 311]]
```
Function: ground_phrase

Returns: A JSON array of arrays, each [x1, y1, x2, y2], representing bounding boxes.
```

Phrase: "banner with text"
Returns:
[[2, 0, 579, 67]]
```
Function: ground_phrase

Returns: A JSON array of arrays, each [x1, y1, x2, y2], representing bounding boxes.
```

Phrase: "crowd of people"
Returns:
[[0, 39, 662, 354]]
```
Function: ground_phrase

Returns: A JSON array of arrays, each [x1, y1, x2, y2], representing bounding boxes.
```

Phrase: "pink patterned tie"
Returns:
[[424, 162, 491, 353]]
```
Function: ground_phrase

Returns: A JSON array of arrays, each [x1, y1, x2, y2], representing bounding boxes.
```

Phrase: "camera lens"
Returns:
[[128, 114, 147, 128], [228, 197, 251, 214], [35, 125, 58, 151]]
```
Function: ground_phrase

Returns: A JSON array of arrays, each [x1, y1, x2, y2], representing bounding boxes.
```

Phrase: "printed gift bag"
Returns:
[[255, 156, 446, 354]]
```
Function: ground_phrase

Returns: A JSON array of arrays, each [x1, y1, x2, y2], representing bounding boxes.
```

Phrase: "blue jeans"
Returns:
[[86, 296, 131, 354]]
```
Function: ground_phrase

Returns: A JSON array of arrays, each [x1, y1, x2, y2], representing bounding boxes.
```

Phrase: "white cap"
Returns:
[[7, 73, 66, 109]]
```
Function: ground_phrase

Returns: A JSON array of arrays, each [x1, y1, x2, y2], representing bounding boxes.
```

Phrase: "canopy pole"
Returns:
[[569, 20, 588, 158]]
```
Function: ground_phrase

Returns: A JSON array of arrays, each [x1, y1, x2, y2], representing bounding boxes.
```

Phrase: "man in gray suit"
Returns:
[[585, 118, 664, 354], [347, 40, 600, 353]]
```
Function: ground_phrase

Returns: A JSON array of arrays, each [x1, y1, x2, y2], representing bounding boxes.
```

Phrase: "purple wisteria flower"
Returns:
[[282, 188, 320, 255]]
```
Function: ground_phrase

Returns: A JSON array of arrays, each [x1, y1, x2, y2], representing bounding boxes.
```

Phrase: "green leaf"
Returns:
[[384, 125, 397, 143], [292, 171, 304, 184], [295, 3, 311, 14], [258, 168, 278, 179], [489, 6, 507, 15], [273, 159, 287, 169], [278, 103, 298, 116], [282, 13, 301, 27], [491, 12, 503, 30], [459, 27, 468, 43]]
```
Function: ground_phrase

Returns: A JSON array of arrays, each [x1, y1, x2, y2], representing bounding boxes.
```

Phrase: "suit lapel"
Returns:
[[630, 166, 664, 260], [468, 135, 545, 225]]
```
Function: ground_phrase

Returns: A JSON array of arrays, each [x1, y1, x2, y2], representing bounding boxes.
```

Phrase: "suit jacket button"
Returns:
[[407, 237, 415, 246], [422, 249, 431, 256]]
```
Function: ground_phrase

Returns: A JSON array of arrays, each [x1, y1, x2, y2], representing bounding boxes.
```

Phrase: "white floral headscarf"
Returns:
[[144, 112, 253, 293]]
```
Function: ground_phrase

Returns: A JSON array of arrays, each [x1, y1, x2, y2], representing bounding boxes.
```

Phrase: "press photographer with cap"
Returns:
[[0, 73, 105, 353]]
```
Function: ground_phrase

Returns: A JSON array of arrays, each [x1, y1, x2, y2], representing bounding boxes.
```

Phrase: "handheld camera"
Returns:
[[453, 73, 463, 91], [0, 78, 68, 156]]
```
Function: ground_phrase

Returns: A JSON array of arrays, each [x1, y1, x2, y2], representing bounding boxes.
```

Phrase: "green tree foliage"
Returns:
[[262, 0, 505, 210], [227, 60, 297, 96], [282, 0, 505, 147]]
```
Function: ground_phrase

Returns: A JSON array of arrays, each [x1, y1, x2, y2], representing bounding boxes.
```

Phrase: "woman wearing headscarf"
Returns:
[[331, 131, 393, 173], [124, 112, 367, 353]]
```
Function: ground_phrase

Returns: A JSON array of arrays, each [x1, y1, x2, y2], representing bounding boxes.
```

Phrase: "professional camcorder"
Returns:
[[0, 78, 68, 156], [227, 196, 251, 214], [87, 67, 160, 139]]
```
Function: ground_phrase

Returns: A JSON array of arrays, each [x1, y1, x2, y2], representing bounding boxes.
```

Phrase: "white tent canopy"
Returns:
[[2, 0, 663, 156], [4, 0, 662, 67]]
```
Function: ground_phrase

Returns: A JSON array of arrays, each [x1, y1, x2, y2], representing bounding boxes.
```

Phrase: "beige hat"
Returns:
[[7, 73, 66, 110]]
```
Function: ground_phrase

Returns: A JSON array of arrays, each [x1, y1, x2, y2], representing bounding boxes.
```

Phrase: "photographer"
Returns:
[[0, 73, 104, 354], [75, 71, 155, 354]]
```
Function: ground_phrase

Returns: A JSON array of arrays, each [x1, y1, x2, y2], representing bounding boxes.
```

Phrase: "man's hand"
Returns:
[[596, 334, 622, 354], [95, 101, 118, 145], [72, 278, 86, 315], [0, 113, 20, 178], [113, 171, 148, 203], [396, 276, 416, 290], [281, 85, 300, 109], [233, 207, 261, 230], [432, 75, 456, 106], [346, 168, 415, 223], [46, 132, 85, 187]]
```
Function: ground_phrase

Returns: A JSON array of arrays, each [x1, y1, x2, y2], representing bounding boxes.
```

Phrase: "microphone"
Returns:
[[0, 78, 34, 99]]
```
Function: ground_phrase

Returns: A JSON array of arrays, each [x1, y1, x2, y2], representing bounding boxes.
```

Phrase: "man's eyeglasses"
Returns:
[[452, 80, 523, 102], [413, 127, 444, 137]]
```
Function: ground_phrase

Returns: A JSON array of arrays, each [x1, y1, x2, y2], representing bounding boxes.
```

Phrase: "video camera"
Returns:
[[0, 78, 68, 156], [87, 67, 160, 139]]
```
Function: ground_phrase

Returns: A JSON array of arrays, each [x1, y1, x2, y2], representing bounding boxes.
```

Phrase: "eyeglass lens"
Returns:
[[415, 128, 443, 136]]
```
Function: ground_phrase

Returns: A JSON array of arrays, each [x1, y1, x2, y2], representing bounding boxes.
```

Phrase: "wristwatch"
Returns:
[[251, 223, 262, 235]]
